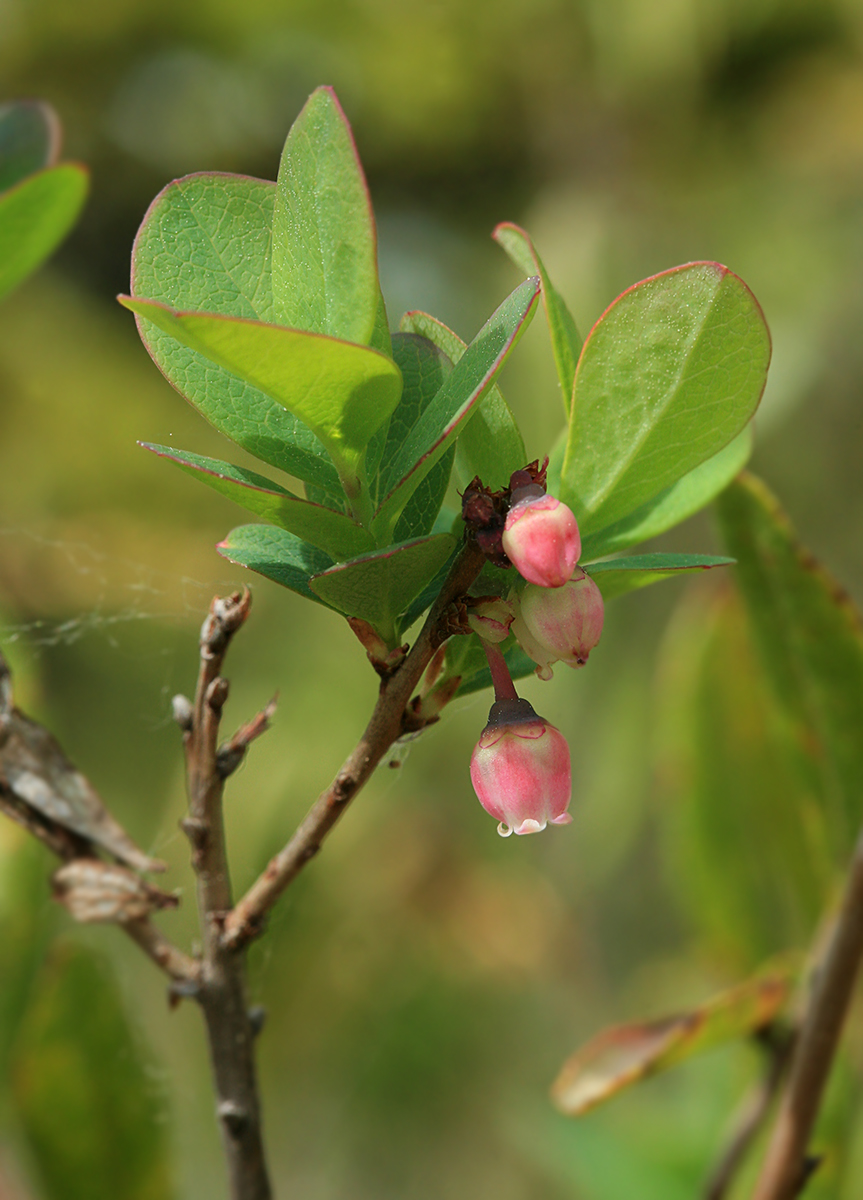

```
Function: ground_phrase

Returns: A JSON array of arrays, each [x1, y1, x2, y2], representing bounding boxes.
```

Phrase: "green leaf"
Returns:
[[130, 172, 342, 492], [0, 164, 88, 301], [369, 288, 393, 358], [11, 943, 173, 1200], [121, 297, 403, 492], [0, 841, 57, 1083], [309, 534, 457, 643], [583, 553, 734, 602], [551, 964, 794, 1117], [374, 277, 540, 539], [0, 100, 59, 193], [581, 425, 753, 560], [141, 444, 374, 560], [399, 309, 526, 489], [656, 583, 833, 961], [561, 262, 770, 535], [217, 524, 335, 605], [493, 221, 581, 415], [272, 86, 379, 346], [717, 473, 863, 858], [376, 333, 456, 541]]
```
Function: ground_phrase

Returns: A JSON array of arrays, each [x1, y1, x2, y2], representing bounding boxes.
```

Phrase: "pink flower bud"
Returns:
[[502, 494, 581, 587], [470, 697, 572, 836], [512, 569, 604, 678], [466, 596, 516, 643]]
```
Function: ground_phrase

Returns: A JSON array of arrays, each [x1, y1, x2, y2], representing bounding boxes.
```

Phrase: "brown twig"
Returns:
[[752, 830, 863, 1200], [703, 1026, 794, 1200], [122, 916, 201, 985], [221, 534, 486, 952], [180, 588, 272, 1200]]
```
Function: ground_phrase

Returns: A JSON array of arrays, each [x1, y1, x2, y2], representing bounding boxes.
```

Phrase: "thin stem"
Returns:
[[221, 535, 486, 952], [753, 829, 863, 1200], [702, 1027, 794, 1200], [481, 639, 519, 702], [182, 590, 271, 1200], [122, 917, 201, 985]]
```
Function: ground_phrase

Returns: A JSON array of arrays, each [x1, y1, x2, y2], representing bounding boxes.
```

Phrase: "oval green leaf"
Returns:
[[121, 297, 402, 489], [0, 164, 88, 301], [310, 534, 457, 644], [561, 262, 770, 535], [580, 425, 753, 560], [272, 86, 379, 346], [141, 444, 374, 560], [130, 171, 342, 492], [0, 100, 60, 193], [217, 524, 336, 605]]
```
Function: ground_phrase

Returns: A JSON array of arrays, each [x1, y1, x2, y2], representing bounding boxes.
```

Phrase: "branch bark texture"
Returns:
[[753, 830, 863, 1200], [182, 590, 271, 1200]]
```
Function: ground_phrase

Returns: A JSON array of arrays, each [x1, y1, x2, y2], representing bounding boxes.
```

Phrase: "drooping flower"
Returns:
[[512, 568, 605, 679], [502, 491, 581, 588], [470, 696, 572, 836]]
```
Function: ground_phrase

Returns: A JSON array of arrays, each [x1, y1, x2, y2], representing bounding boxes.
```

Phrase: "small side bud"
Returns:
[[512, 570, 605, 677], [466, 596, 516, 643], [502, 494, 581, 587]]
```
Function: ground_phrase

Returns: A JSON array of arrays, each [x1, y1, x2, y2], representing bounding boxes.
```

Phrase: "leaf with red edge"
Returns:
[[310, 534, 457, 644], [493, 221, 581, 415], [561, 262, 770, 536], [272, 86, 381, 348], [551, 963, 795, 1116], [120, 296, 402, 491], [141, 444, 373, 560]]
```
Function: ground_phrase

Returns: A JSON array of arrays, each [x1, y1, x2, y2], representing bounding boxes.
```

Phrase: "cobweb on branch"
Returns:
[[0, 527, 239, 650]]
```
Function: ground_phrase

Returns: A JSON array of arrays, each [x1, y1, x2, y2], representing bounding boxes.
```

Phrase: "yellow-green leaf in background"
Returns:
[[11, 942, 173, 1200]]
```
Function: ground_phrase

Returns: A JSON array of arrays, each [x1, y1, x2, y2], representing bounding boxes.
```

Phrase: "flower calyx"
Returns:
[[461, 459, 549, 569]]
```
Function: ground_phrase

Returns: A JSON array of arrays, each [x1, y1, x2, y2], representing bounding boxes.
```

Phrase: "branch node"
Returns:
[[168, 978, 202, 1009], [216, 695, 278, 779], [181, 817, 209, 860], [217, 1100, 250, 1137], [207, 677, 230, 711]]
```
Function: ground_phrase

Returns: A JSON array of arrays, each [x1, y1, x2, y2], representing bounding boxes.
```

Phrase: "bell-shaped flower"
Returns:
[[502, 493, 581, 588], [470, 696, 572, 836], [512, 569, 604, 679]]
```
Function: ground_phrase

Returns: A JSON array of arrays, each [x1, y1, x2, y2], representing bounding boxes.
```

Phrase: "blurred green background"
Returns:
[[2, 0, 863, 1197]]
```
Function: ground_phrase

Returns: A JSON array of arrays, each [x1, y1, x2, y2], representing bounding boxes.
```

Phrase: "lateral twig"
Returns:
[[752, 828, 863, 1200], [221, 535, 486, 952]]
